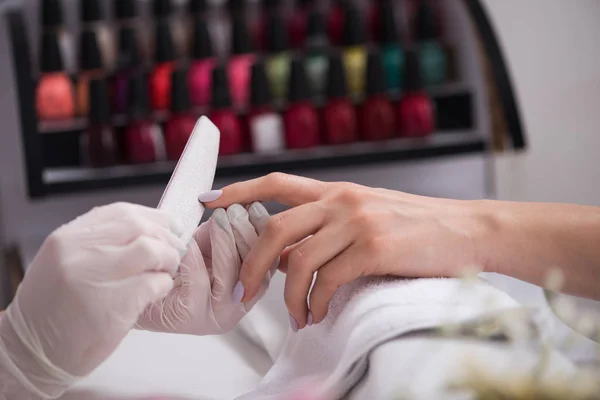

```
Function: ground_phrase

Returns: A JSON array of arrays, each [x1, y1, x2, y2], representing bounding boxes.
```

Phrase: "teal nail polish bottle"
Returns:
[[379, 0, 404, 93], [415, 0, 447, 86], [305, 9, 329, 98]]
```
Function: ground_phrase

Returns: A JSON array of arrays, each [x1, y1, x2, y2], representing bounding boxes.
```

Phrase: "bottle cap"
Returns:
[[263, 0, 281, 11], [79, 29, 103, 71], [403, 49, 423, 91], [365, 51, 386, 95], [379, 0, 399, 44], [211, 64, 232, 109], [288, 57, 312, 102], [266, 14, 288, 53], [415, 0, 438, 41], [227, 0, 246, 16], [342, 4, 366, 46], [326, 53, 347, 98], [191, 18, 214, 59], [250, 60, 272, 107], [306, 9, 326, 40], [231, 14, 253, 55], [153, 0, 173, 17], [189, 0, 208, 14], [114, 0, 137, 20], [41, 0, 64, 28], [128, 72, 150, 118], [80, 0, 103, 23], [155, 21, 176, 63], [170, 67, 191, 112], [117, 27, 141, 70], [40, 31, 64, 72], [89, 78, 110, 123]]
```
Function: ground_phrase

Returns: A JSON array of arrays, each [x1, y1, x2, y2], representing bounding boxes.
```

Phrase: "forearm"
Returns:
[[478, 200, 600, 299]]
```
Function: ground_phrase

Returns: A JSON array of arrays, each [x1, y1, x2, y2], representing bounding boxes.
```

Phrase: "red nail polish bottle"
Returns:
[[84, 78, 118, 167], [188, 17, 215, 108], [361, 52, 396, 141], [327, 0, 346, 46], [289, 0, 313, 49], [256, 0, 283, 51], [248, 60, 285, 153], [125, 73, 166, 163], [397, 50, 435, 137], [228, 14, 255, 110], [165, 68, 197, 161], [284, 58, 320, 149], [323, 53, 358, 145], [210, 65, 243, 156], [149, 21, 177, 111]]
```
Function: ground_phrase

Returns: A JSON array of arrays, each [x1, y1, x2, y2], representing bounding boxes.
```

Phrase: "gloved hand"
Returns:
[[0, 203, 186, 400], [136, 202, 275, 335]]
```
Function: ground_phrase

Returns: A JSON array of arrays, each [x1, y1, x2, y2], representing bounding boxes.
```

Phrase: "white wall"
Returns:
[[483, 0, 600, 205]]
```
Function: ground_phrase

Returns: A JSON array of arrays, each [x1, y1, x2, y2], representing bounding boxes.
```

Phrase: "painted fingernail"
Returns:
[[198, 190, 223, 203], [307, 312, 314, 327], [289, 314, 299, 333], [232, 281, 245, 303]]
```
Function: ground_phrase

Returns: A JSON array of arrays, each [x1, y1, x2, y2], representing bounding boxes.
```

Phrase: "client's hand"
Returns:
[[136, 202, 274, 335]]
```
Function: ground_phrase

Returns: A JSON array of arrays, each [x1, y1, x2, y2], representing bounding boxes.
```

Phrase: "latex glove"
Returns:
[[136, 202, 274, 335], [0, 203, 186, 399]]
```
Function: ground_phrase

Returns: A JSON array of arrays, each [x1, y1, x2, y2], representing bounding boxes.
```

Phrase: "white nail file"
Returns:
[[158, 116, 220, 244]]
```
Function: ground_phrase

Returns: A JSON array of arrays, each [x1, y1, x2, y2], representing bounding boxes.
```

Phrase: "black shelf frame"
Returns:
[[6, 1, 524, 199]]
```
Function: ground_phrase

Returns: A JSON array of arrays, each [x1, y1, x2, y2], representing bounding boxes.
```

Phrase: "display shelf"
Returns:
[[42, 131, 486, 196]]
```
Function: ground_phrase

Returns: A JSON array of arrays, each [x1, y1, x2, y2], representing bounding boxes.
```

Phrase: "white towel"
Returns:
[[235, 276, 538, 400]]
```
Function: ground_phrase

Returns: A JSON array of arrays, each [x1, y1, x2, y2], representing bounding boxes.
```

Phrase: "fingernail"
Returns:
[[307, 312, 314, 327], [198, 190, 223, 203], [289, 314, 299, 333], [232, 281, 245, 303]]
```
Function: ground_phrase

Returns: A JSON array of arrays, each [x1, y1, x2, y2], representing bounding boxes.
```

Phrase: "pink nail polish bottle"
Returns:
[[228, 14, 255, 110], [165, 67, 197, 161], [188, 18, 215, 108]]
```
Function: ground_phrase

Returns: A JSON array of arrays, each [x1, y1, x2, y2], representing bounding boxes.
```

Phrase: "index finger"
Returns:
[[203, 173, 327, 208]]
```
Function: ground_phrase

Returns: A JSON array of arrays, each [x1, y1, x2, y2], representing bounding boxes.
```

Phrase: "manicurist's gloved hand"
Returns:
[[0, 203, 186, 399], [136, 202, 275, 335]]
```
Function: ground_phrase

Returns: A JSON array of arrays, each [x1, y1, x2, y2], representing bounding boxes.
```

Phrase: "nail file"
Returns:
[[158, 116, 220, 245]]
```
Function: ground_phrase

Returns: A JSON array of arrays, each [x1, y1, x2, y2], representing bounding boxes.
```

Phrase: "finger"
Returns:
[[107, 236, 182, 279], [309, 245, 369, 324], [284, 227, 353, 329], [193, 220, 212, 256], [205, 173, 326, 209], [82, 202, 186, 237], [210, 208, 242, 302], [279, 238, 311, 274], [227, 204, 258, 259], [248, 202, 271, 234], [239, 203, 325, 302]]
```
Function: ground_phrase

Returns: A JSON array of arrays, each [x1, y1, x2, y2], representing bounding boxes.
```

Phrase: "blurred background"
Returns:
[[0, 0, 598, 397]]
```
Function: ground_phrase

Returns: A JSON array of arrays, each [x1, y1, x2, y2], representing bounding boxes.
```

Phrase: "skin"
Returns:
[[206, 173, 600, 330]]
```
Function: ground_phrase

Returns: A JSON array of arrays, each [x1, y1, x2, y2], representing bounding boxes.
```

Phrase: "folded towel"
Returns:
[[236, 276, 537, 400]]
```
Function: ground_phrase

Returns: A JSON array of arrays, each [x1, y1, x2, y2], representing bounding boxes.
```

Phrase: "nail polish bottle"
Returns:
[[228, 14, 256, 110], [342, 5, 367, 98], [248, 61, 285, 153], [284, 58, 320, 149], [36, 31, 76, 121], [153, 0, 186, 57], [397, 50, 435, 137], [289, 0, 313, 49], [327, 0, 346, 46], [256, 0, 283, 51], [114, 0, 149, 63], [324, 53, 358, 145], [77, 30, 105, 117], [211, 65, 244, 156], [112, 26, 141, 114], [165, 68, 197, 161], [304, 9, 329, 98], [125, 73, 166, 164], [80, 0, 115, 70], [84, 78, 118, 167], [379, 0, 404, 93], [265, 15, 292, 102], [415, 0, 447, 86], [361, 52, 395, 141], [40, 0, 75, 74], [150, 21, 177, 112], [188, 18, 215, 108], [367, 0, 381, 42], [187, 0, 208, 53]]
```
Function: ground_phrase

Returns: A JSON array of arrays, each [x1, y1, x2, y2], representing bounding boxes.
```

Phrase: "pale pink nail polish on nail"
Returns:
[[289, 314, 299, 333], [307, 312, 314, 326], [232, 281, 244, 303], [198, 190, 222, 202]]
